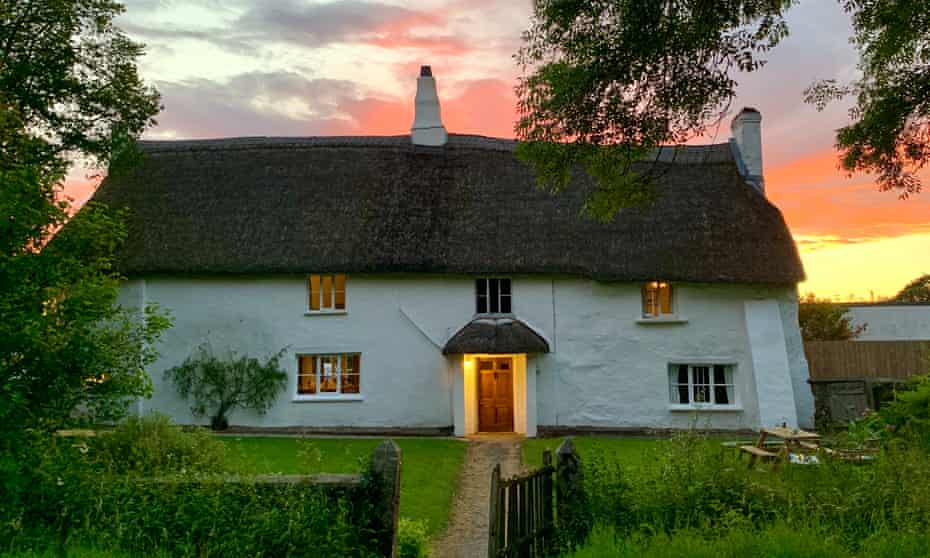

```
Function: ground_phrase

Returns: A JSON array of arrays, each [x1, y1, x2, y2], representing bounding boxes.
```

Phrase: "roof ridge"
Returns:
[[137, 134, 734, 162]]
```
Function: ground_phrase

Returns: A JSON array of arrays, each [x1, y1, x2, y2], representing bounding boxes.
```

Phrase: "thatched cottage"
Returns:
[[95, 67, 814, 435]]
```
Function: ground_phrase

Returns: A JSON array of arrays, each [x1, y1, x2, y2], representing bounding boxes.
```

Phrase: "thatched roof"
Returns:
[[443, 317, 550, 355], [90, 134, 804, 284]]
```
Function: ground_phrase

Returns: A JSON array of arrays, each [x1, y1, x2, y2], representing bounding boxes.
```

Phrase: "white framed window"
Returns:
[[307, 274, 346, 313], [476, 278, 512, 314], [297, 354, 361, 398], [669, 363, 736, 408], [642, 281, 673, 317]]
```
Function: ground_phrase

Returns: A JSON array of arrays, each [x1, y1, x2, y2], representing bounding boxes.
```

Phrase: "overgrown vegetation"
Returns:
[[165, 345, 288, 430], [0, 416, 389, 557], [558, 428, 930, 556]]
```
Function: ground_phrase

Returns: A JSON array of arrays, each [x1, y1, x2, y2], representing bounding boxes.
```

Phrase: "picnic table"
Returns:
[[739, 427, 822, 469]]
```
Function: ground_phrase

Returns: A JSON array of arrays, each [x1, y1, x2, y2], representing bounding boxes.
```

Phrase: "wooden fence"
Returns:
[[805, 340, 930, 380], [488, 451, 555, 558]]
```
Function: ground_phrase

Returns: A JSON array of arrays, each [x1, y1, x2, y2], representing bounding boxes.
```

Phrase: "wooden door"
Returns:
[[478, 358, 514, 432]]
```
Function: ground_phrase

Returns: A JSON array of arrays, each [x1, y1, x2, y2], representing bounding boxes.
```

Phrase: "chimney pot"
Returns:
[[411, 64, 447, 146], [731, 107, 764, 193]]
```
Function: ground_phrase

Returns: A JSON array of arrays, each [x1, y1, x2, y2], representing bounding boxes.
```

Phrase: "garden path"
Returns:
[[430, 436, 526, 558]]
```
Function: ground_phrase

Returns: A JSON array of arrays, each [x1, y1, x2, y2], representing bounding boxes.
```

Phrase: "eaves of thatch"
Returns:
[[89, 134, 805, 285]]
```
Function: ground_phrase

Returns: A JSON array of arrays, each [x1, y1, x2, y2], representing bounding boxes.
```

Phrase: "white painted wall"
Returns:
[[123, 274, 807, 433], [848, 305, 930, 341]]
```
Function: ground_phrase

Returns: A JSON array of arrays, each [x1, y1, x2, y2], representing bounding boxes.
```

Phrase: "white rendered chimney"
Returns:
[[731, 107, 764, 192], [411, 65, 448, 147]]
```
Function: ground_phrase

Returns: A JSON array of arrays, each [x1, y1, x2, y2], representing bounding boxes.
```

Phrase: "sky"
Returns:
[[64, 0, 930, 301]]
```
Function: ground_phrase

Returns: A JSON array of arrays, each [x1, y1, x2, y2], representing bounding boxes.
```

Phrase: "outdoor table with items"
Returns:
[[739, 426, 822, 469]]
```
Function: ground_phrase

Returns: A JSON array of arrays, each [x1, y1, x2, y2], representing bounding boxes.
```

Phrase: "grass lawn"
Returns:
[[522, 436, 665, 471], [218, 436, 467, 539]]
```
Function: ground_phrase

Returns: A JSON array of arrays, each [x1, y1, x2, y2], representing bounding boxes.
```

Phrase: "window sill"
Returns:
[[669, 404, 742, 412], [637, 315, 688, 325], [304, 310, 348, 317], [292, 395, 364, 403]]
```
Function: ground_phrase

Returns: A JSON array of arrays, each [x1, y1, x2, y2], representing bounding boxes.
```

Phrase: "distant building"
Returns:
[[847, 302, 930, 341]]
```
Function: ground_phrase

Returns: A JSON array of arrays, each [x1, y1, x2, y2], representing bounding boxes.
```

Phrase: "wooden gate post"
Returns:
[[371, 440, 402, 558], [488, 463, 501, 557], [556, 438, 591, 550]]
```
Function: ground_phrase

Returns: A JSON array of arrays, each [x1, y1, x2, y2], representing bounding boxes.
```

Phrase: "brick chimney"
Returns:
[[730, 107, 764, 193], [411, 65, 448, 147]]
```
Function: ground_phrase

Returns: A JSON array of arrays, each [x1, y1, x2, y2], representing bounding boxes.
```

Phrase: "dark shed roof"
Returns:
[[89, 134, 804, 284], [443, 317, 550, 355]]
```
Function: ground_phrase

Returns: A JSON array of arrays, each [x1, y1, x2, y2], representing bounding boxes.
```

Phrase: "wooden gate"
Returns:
[[488, 451, 554, 558]]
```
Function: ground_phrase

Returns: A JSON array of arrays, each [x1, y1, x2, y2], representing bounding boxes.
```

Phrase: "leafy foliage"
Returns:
[[806, 0, 930, 196], [397, 518, 430, 558], [0, 0, 167, 455], [892, 273, 930, 303], [1, 431, 384, 557], [515, 0, 794, 220], [878, 374, 930, 448], [0, 0, 160, 165], [89, 414, 226, 476], [165, 346, 288, 430], [798, 293, 867, 341]]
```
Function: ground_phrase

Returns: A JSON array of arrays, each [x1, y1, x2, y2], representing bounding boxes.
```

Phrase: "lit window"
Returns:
[[308, 274, 346, 312], [476, 278, 512, 314], [642, 281, 673, 317], [669, 364, 735, 407], [298, 354, 361, 396]]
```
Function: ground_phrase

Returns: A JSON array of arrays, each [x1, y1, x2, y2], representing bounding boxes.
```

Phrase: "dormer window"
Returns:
[[642, 281, 673, 317], [308, 274, 346, 313], [476, 278, 511, 314]]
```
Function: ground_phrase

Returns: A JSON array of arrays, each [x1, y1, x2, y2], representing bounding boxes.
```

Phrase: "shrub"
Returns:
[[397, 517, 430, 558], [89, 413, 226, 476], [165, 345, 288, 430], [878, 374, 930, 448], [3, 433, 388, 557]]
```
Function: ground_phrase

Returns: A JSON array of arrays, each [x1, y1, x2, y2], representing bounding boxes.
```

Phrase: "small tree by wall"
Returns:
[[798, 294, 867, 342], [165, 345, 288, 430]]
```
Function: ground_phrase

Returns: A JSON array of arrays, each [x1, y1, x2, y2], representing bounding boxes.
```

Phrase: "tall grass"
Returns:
[[574, 430, 930, 555]]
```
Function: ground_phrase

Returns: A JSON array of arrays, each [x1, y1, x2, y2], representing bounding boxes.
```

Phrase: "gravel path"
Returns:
[[430, 437, 526, 558]]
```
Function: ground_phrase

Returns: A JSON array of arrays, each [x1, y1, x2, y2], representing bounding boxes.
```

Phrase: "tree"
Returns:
[[516, 0, 930, 219], [892, 274, 930, 303], [165, 346, 288, 431], [0, 0, 166, 446], [515, 0, 794, 220], [806, 0, 930, 197], [797, 294, 867, 341]]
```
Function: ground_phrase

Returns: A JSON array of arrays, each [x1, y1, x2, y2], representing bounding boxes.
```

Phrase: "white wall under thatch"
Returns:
[[118, 275, 813, 433]]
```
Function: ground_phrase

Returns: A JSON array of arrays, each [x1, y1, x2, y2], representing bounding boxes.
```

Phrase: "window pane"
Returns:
[[342, 374, 360, 393], [334, 274, 346, 309], [320, 356, 338, 392], [477, 295, 488, 314], [643, 282, 658, 316], [500, 279, 511, 296], [714, 385, 730, 405], [489, 279, 500, 312], [692, 366, 710, 403], [500, 294, 511, 313], [476, 279, 487, 295], [321, 275, 333, 309], [713, 365, 727, 385], [309, 275, 321, 311], [677, 364, 689, 385], [659, 283, 672, 314], [298, 356, 316, 394]]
